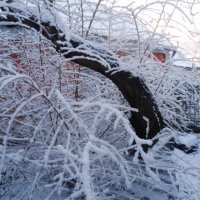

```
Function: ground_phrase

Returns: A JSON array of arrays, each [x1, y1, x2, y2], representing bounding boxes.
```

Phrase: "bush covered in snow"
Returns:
[[0, 0, 200, 199]]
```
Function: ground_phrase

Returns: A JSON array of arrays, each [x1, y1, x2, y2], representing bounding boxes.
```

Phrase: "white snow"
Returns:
[[177, 134, 197, 148]]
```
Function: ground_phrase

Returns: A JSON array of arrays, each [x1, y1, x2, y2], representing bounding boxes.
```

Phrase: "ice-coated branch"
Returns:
[[0, 2, 165, 148]]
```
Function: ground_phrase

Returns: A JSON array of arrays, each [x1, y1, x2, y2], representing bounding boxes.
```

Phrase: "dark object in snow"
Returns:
[[166, 138, 198, 154], [187, 125, 200, 133], [140, 197, 150, 200], [173, 143, 198, 154], [62, 179, 77, 189]]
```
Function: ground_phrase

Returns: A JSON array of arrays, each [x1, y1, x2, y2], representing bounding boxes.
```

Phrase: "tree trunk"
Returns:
[[0, 5, 165, 146]]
